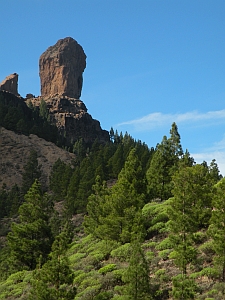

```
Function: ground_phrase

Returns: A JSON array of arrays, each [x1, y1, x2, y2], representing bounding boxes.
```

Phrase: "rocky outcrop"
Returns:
[[0, 73, 19, 96], [39, 37, 86, 99], [27, 95, 109, 145], [0, 37, 109, 147], [0, 127, 76, 189]]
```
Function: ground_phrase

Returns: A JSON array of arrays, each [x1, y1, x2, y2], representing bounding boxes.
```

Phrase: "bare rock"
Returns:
[[27, 95, 109, 145], [0, 73, 19, 96], [0, 127, 76, 189], [39, 37, 86, 99]]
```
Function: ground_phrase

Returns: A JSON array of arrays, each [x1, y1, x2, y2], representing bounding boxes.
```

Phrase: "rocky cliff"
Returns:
[[26, 95, 109, 145], [1, 37, 109, 147], [36, 37, 109, 145], [39, 37, 86, 99]]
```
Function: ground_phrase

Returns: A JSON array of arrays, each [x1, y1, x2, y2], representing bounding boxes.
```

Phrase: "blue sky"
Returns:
[[1, 0, 225, 173]]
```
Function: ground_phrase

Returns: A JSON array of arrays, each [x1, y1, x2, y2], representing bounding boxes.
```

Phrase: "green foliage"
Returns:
[[111, 243, 131, 261], [155, 237, 173, 250], [1, 119, 225, 299], [39, 98, 49, 120], [0, 270, 31, 299], [21, 149, 42, 196], [147, 122, 184, 201], [29, 229, 76, 300], [83, 176, 110, 235], [142, 200, 170, 236], [85, 149, 146, 243], [158, 249, 171, 260], [49, 158, 73, 200], [0, 91, 60, 143], [190, 267, 218, 280], [7, 180, 53, 270], [154, 268, 169, 282], [98, 264, 117, 275], [122, 241, 152, 299], [172, 274, 198, 299], [168, 165, 213, 276], [208, 178, 225, 282]]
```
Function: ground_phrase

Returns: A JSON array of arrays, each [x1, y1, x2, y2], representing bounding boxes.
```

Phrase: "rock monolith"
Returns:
[[39, 37, 86, 99]]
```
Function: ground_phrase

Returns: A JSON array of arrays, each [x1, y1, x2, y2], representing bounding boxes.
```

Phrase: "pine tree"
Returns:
[[72, 138, 86, 162], [8, 184, 21, 216], [168, 165, 212, 298], [85, 149, 146, 243], [147, 122, 183, 201], [76, 157, 95, 212], [65, 167, 80, 215], [109, 144, 124, 178], [83, 175, 109, 236], [209, 158, 222, 184], [172, 274, 197, 300], [123, 240, 152, 299], [208, 178, 225, 282], [178, 149, 195, 169], [21, 149, 41, 196], [29, 229, 76, 300], [39, 98, 49, 120], [7, 180, 53, 270], [49, 159, 73, 200]]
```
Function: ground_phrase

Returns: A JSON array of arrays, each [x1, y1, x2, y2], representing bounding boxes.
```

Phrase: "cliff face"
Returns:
[[39, 37, 86, 99], [27, 95, 109, 145]]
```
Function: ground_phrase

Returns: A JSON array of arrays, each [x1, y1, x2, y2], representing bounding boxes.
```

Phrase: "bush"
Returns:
[[98, 264, 117, 275], [155, 237, 173, 250], [159, 249, 172, 260], [111, 243, 131, 261]]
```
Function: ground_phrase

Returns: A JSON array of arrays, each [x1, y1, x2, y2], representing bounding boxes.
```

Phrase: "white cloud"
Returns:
[[117, 110, 225, 131], [192, 135, 225, 176]]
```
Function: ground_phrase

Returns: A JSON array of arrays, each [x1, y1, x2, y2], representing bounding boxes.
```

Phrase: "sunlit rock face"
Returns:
[[39, 37, 86, 99]]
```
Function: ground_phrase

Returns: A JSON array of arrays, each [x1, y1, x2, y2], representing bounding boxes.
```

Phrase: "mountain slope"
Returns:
[[0, 127, 75, 189]]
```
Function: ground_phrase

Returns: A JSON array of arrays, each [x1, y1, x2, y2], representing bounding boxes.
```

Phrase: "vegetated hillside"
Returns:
[[0, 113, 224, 299]]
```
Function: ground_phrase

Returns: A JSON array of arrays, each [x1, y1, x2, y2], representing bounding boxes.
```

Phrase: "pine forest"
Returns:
[[1, 92, 225, 300]]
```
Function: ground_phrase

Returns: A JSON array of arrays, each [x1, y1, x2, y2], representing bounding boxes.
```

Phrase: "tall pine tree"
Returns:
[[123, 240, 152, 299], [85, 148, 146, 243], [7, 180, 53, 270], [29, 229, 76, 300], [208, 177, 225, 283], [168, 165, 212, 298], [147, 122, 183, 201]]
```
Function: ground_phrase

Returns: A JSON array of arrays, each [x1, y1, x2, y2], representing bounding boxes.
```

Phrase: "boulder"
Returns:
[[0, 73, 19, 96], [39, 37, 86, 99]]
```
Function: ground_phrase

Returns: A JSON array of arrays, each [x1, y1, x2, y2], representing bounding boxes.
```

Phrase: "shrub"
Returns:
[[98, 264, 117, 275], [111, 243, 131, 261]]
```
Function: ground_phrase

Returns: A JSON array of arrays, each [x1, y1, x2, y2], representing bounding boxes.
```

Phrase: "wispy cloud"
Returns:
[[117, 109, 225, 175], [192, 135, 225, 176], [117, 110, 225, 131]]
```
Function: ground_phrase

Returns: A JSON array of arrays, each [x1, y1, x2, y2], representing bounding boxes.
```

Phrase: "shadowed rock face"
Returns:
[[27, 95, 109, 146], [39, 37, 86, 99], [0, 73, 19, 96]]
